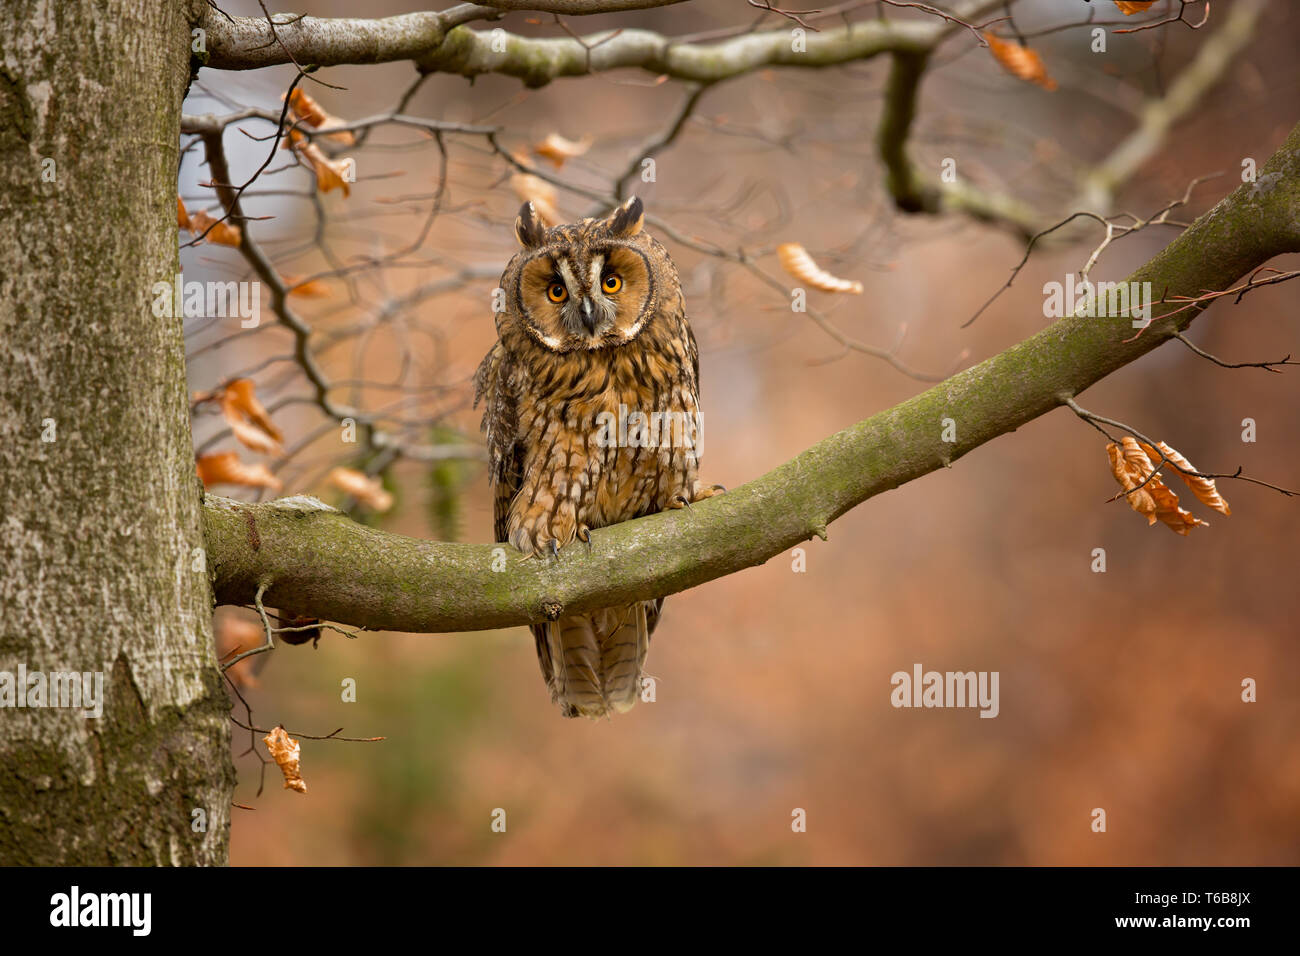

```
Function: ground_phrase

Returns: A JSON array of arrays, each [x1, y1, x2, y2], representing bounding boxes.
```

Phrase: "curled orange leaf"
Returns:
[[177, 197, 191, 230], [1107, 440, 1157, 520], [532, 133, 593, 168], [1138, 440, 1231, 516], [1114, 1, 1155, 14], [264, 726, 307, 794], [984, 33, 1057, 91], [186, 209, 242, 247], [282, 275, 333, 298], [216, 378, 283, 455], [328, 467, 394, 513], [510, 157, 560, 226], [1106, 437, 1209, 536], [777, 243, 863, 295], [196, 452, 283, 491], [293, 140, 354, 197], [286, 89, 356, 146]]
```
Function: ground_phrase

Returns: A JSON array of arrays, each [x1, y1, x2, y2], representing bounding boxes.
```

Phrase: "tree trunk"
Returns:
[[0, 0, 232, 865]]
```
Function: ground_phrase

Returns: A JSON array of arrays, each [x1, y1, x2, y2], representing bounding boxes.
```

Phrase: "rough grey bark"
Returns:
[[0, 0, 233, 864], [205, 123, 1300, 635]]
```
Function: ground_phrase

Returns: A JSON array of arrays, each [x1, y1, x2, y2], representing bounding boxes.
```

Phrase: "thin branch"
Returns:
[[1064, 398, 1300, 499], [1172, 332, 1298, 373]]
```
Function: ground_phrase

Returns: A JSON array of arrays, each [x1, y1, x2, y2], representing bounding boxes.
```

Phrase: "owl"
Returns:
[[474, 196, 722, 719]]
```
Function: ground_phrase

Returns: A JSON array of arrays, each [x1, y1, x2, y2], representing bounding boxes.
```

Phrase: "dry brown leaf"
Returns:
[[510, 169, 560, 226], [285, 89, 357, 146], [218, 378, 283, 455], [196, 452, 283, 491], [1107, 440, 1157, 520], [984, 33, 1058, 91], [1139, 440, 1231, 516], [328, 467, 394, 513], [225, 418, 281, 456], [1114, 1, 1156, 14], [215, 616, 264, 690], [532, 133, 593, 168], [186, 209, 242, 247], [264, 726, 307, 794], [282, 275, 333, 298], [1107, 437, 1209, 535], [177, 197, 191, 231], [294, 140, 353, 197], [1152, 502, 1210, 535], [777, 243, 864, 295]]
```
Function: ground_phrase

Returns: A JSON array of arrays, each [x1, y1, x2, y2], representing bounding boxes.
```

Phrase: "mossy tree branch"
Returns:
[[206, 122, 1300, 635], [200, 1, 999, 78]]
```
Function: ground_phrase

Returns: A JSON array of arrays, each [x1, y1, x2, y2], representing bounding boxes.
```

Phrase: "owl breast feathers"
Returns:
[[473, 196, 722, 719]]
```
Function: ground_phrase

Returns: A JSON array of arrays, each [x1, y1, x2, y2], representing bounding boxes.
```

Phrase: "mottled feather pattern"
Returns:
[[475, 198, 720, 719]]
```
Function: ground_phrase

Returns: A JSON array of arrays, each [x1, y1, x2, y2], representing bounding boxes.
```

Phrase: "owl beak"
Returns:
[[579, 297, 599, 335]]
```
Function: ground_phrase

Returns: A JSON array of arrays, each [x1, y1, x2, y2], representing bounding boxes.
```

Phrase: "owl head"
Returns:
[[499, 196, 676, 352]]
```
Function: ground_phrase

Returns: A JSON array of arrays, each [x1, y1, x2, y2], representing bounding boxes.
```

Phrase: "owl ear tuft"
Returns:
[[606, 195, 644, 238], [515, 202, 546, 248]]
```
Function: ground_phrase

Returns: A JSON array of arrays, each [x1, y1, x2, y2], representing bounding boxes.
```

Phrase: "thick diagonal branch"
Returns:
[[206, 123, 1300, 635]]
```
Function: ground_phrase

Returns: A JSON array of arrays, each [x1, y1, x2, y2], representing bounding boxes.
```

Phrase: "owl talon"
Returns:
[[710, 483, 727, 493], [670, 494, 691, 509], [577, 525, 592, 552], [548, 539, 561, 561]]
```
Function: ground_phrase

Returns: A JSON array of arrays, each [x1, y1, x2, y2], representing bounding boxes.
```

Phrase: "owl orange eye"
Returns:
[[547, 282, 568, 303], [602, 273, 623, 294]]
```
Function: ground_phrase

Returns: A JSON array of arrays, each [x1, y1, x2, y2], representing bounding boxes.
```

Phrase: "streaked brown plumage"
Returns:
[[474, 197, 720, 718]]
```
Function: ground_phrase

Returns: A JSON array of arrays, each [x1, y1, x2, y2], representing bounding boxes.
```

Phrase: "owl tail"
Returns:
[[537, 603, 650, 719]]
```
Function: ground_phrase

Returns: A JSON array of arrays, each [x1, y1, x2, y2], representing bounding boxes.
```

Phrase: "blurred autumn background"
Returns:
[[183, 0, 1300, 864]]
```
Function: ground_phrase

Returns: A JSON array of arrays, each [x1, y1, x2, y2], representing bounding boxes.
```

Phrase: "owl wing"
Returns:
[[472, 342, 524, 545], [684, 300, 701, 394]]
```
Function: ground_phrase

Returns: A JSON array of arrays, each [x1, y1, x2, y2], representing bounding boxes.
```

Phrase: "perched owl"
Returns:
[[474, 196, 721, 719]]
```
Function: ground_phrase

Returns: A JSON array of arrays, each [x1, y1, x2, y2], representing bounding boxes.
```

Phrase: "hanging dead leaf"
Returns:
[[225, 418, 281, 456], [510, 174, 559, 226], [216, 378, 283, 455], [186, 209, 242, 247], [1106, 437, 1210, 535], [293, 140, 354, 197], [777, 243, 864, 294], [285, 88, 356, 146], [177, 197, 191, 230], [1138, 440, 1231, 516], [984, 33, 1058, 91], [1114, 1, 1156, 14], [1107, 440, 1157, 520], [281, 275, 333, 298], [264, 726, 307, 794], [532, 133, 593, 168], [196, 452, 283, 491], [215, 616, 265, 690], [328, 467, 394, 513]]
